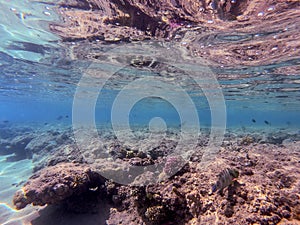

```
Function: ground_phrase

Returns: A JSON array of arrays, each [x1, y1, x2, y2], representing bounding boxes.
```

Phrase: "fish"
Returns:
[[264, 120, 270, 125], [56, 115, 63, 120], [89, 186, 98, 191], [251, 119, 256, 123], [211, 168, 239, 193]]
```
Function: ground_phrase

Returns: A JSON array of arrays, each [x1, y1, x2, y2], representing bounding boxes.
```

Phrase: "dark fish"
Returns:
[[212, 168, 239, 193], [44, 122, 48, 125], [264, 120, 270, 125], [65, 115, 69, 118], [252, 119, 256, 123], [56, 116, 63, 120], [2, 120, 9, 123], [241, 126, 246, 132]]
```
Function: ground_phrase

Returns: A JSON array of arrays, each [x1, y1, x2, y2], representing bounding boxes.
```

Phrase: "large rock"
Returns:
[[0, 134, 34, 161], [13, 162, 105, 210]]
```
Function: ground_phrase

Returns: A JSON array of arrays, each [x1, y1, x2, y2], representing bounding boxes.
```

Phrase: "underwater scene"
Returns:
[[0, 0, 300, 224]]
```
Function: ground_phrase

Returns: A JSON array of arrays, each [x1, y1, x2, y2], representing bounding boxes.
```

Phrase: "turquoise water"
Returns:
[[0, 57, 299, 128], [0, 0, 299, 129], [0, 1, 300, 224]]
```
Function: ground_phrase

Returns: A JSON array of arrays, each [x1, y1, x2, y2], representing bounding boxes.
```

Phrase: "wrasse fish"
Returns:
[[211, 168, 239, 193]]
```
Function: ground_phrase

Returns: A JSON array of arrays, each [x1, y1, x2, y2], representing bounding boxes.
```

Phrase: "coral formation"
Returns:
[[13, 162, 105, 210], [7, 126, 300, 224]]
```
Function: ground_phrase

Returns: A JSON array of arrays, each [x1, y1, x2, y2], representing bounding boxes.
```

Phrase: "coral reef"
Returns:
[[104, 141, 300, 224], [13, 162, 105, 210], [9, 124, 300, 224], [0, 126, 34, 161]]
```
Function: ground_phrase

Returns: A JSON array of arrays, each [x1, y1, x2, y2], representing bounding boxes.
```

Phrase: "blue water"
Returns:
[[0, 1, 299, 131], [1, 53, 299, 128], [0, 47, 299, 130], [0, 1, 300, 225], [1, 62, 299, 129], [1, 96, 299, 129]]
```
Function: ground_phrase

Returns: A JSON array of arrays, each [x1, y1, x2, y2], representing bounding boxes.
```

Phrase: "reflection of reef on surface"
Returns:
[[4, 125, 300, 224], [50, 0, 300, 68]]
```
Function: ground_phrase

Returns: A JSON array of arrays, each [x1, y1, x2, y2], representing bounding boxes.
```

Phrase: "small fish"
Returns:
[[65, 115, 69, 118], [56, 115, 63, 120], [264, 120, 270, 125], [89, 186, 98, 191], [211, 168, 239, 193], [251, 119, 256, 123]]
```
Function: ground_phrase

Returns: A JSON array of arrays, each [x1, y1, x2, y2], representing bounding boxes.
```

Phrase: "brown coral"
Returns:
[[13, 162, 105, 209]]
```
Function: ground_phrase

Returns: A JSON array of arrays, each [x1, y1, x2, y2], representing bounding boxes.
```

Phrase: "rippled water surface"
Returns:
[[0, 1, 300, 123], [0, 0, 299, 129], [0, 0, 300, 223]]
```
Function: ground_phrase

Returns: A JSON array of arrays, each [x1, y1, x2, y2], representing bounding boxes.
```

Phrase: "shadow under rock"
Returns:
[[31, 199, 112, 225], [224, 181, 243, 218]]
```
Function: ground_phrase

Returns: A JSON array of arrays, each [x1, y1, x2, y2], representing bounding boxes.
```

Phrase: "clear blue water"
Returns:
[[0, 55, 299, 129], [0, 0, 299, 130], [0, 1, 300, 223]]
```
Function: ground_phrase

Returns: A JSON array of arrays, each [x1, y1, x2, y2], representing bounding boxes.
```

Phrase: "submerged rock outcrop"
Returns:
[[13, 162, 105, 210], [12, 131, 300, 224], [104, 141, 300, 224]]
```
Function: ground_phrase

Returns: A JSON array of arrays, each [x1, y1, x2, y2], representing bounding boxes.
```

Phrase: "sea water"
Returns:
[[0, 0, 300, 224]]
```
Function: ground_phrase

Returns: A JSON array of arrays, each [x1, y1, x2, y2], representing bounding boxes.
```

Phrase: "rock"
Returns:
[[7, 125, 300, 224], [13, 162, 105, 209], [242, 168, 254, 176], [265, 132, 289, 145], [281, 209, 291, 218], [0, 134, 34, 161], [145, 205, 166, 222], [163, 155, 186, 177], [106, 207, 144, 225]]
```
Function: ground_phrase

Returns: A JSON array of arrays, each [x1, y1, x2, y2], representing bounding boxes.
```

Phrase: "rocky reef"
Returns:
[[105, 141, 300, 224], [5, 125, 300, 224], [13, 162, 105, 210]]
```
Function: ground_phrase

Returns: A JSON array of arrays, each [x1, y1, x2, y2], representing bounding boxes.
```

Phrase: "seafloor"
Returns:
[[0, 122, 299, 225]]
